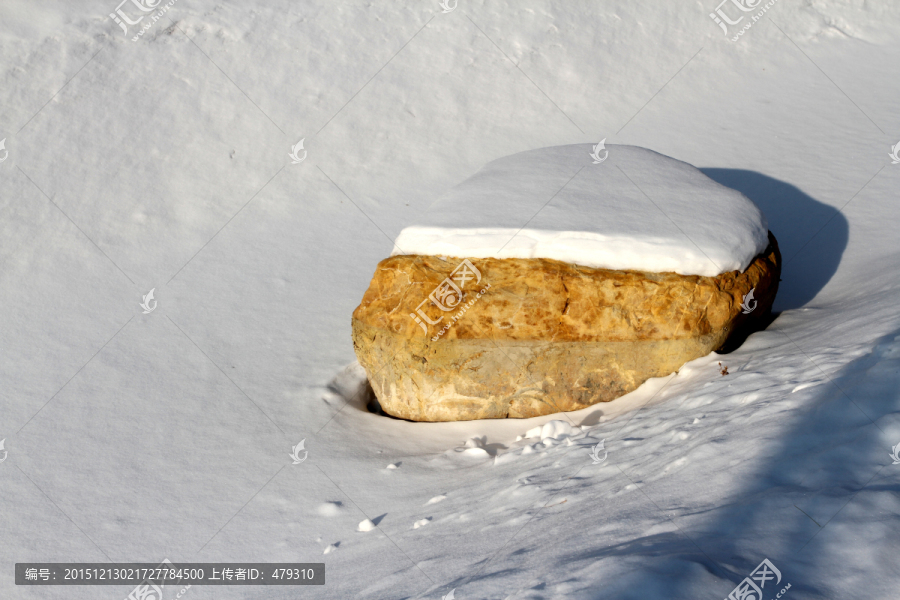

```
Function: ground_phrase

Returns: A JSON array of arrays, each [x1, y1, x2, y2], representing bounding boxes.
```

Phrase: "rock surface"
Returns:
[[352, 233, 781, 421]]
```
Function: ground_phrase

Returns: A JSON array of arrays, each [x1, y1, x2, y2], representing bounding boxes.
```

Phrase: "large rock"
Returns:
[[352, 233, 780, 422]]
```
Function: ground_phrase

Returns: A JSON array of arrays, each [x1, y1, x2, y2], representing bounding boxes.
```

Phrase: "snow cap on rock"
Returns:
[[393, 144, 769, 277]]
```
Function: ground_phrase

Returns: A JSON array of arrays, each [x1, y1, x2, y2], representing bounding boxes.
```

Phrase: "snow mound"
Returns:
[[453, 436, 492, 458], [524, 419, 579, 441], [316, 501, 343, 517], [393, 145, 769, 276], [357, 519, 376, 532]]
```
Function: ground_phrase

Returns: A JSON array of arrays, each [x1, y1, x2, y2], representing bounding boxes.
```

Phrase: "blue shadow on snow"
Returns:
[[700, 169, 849, 311]]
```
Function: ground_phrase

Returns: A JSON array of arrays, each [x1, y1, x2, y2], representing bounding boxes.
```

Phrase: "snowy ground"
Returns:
[[1, 0, 899, 599]]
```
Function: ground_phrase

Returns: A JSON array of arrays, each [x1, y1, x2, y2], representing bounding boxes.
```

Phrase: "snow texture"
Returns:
[[2, 0, 900, 599], [393, 145, 770, 276]]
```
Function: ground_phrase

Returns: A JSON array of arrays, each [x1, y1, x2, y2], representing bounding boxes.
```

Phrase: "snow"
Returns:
[[393, 144, 770, 276], [523, 420, 579, 442], [316, 502, 343, 517], [357, 519, 376, 533], [2, 1, 900, 599]]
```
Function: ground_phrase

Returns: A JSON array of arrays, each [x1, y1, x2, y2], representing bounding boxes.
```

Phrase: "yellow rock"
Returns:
[[352, 233, 781, 421]]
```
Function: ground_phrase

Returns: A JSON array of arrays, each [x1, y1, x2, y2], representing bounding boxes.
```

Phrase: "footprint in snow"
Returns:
[[413, 517, 431, 529]]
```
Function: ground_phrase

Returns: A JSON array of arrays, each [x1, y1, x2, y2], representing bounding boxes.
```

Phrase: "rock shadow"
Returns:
[[700, 169, 849, 311]]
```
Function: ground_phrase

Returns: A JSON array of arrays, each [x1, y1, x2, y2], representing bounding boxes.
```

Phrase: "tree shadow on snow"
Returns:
[[700, 169, 849, 311], [557, 327, 900, 599]]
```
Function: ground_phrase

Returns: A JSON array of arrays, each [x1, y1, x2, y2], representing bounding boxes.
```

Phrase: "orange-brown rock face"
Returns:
[[351, 233, 780, 421]]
